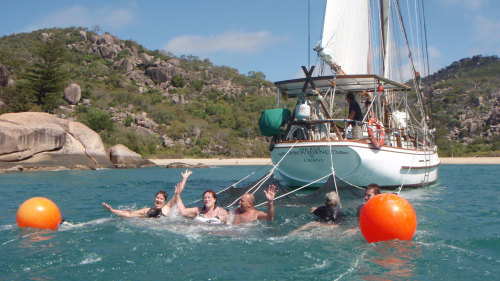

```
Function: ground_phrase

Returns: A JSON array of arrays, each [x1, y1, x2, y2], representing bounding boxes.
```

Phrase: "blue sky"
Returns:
[[1, 0, 499, 82]]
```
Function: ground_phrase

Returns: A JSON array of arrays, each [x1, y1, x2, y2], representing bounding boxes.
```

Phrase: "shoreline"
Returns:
[[149, 157, 500, 166]]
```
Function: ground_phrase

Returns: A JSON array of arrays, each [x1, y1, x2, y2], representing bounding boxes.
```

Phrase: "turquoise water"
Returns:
[[1, 165, 499, 280]]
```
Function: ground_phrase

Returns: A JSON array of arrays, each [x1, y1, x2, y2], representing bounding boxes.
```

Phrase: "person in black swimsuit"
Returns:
[[311, 191, 344, 224], [102, 170, 192, 218], [289, 191, 344, 235]]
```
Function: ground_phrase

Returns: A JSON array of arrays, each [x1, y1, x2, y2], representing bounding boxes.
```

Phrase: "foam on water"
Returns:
[[58, 218, 112, 231], [1, 165, 499, 280], [80, 253, 102, 265]]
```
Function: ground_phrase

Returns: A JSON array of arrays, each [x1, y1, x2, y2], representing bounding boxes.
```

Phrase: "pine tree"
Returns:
[[24, 37, 67, 112]]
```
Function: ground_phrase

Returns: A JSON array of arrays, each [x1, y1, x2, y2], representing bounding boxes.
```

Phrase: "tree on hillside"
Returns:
[[248, 70, 266, 80], [24, 38, 67, 112]]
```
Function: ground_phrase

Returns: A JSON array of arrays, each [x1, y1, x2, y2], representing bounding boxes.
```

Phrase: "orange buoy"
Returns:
[[17, 197, 62, 230], [359, 193, 417, 243]]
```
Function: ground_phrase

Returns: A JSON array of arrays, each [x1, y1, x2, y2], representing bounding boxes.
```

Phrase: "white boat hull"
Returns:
[[271, 141, 439, 188]]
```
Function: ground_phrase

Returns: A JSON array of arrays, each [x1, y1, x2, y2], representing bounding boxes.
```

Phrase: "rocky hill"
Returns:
[[426, 55, 500, 156], [0, 27, 498, 158], [0, 27, 276, 158]]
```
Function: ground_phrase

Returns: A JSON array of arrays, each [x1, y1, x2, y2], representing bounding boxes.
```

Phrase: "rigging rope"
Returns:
[[396, 149, 420, 195], [186, 160, 274, 206], [255, 173, 333, 208], [225, 140, 299, 208], [328, 136, 342, 208]]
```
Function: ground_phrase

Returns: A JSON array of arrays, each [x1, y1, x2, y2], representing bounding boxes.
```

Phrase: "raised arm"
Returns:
[[174, 182, 199, 218], [165, 170, 192, 208], [102, 202, 148, 218], [257, 184, 277, 221]]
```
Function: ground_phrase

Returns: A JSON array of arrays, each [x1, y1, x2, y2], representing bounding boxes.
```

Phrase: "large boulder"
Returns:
[[145, 66, 182, 84], [140, 53, 154, 65], [109, 144, 155, 168], [64, 83, 81, 105], [122, 58, 135, 72], [0, 112, 114, 172], [98, 45, 119, 59], [98, 34, 120, 45]]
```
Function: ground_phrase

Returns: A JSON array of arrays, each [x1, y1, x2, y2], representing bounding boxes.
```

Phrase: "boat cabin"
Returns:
[[270, 73, 432, 150]]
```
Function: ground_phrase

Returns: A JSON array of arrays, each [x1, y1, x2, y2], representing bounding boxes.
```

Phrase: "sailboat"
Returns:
[[260, 0, 440, 188]]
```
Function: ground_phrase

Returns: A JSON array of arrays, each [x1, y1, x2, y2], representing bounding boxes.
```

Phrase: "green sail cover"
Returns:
[[259, 108, 291, 136]]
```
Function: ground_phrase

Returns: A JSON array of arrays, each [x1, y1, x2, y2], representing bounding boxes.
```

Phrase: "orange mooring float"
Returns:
[[359, 193, 417, 243], [17, 197, 62, 230]]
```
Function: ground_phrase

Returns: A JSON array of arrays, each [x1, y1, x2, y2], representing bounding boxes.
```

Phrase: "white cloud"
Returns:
[[438, 0, 485, 10], [98, 7, 134, 28], [26, 6, 133, 31], [466, 14, 500, 57], [163, 30, 287, 55], [428, 46, 443, 58], [473, 16, 500, 43]]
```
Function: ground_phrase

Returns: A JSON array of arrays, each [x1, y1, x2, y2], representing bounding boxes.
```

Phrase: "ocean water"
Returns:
[[0, 165, 499, 280]]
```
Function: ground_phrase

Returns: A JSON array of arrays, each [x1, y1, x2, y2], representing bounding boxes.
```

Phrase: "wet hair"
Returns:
[[346, 93, 355, 101], [243, 193, 256, 206], [155, 190, 168, 201], [366, 184, 381, 195], [202, 190, 217, 210], [325, 191, 340, 207]]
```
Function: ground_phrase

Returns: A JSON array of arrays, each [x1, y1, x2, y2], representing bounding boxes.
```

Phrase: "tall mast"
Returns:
[[380, 0, 391, 78]]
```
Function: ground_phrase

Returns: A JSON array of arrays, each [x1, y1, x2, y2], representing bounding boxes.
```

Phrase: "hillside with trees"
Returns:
[[0, 27, 277, 158], [0, 27, 498, 158], [426, 56, 500, 156]]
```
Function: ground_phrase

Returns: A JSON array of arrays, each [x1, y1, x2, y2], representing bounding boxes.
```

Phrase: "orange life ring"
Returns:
[[367, 117, 384, 148]]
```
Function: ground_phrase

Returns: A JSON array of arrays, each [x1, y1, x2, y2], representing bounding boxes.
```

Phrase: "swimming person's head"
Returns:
[[238, 193, 255, 211], [325, 191, 340, 207], [365, 184, 381, 202], [202, 190, 217, 210], [154, 190, 167, 208]]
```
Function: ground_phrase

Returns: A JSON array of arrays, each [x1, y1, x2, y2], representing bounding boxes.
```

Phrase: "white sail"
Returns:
[[318, 0, 370, 74]]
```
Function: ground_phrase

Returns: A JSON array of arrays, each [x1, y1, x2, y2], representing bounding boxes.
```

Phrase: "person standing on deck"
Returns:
[[346, 93, 363, 139]]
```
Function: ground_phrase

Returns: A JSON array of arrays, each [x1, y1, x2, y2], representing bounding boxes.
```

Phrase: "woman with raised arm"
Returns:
[[174, 172, 229, 224], [102, 170, 192, 218]]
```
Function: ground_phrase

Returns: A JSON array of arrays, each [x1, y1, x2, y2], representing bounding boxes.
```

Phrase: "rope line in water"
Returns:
[[187, 160, 274, 206], [328, 136, 342, 208], [255, 173, 332, 208], [333, 250, 364, 281], [225, 141, 299, 208]]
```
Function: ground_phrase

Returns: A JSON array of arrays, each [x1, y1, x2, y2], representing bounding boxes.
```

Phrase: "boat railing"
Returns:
[[283, 118, 434, 150], [284, 118, 366, 141]]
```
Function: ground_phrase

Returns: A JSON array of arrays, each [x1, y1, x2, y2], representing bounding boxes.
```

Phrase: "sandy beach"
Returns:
[[149, 157, 500, 166], [149, 158, 273, 166]]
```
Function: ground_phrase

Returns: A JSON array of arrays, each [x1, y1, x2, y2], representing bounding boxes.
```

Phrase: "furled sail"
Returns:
[[316, 0, 370, 74]]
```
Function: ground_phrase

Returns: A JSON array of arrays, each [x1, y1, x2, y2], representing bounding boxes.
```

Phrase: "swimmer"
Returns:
[[174, 172, 229, 224], [232, 185, 278, 225], [357, 183, 381, 217], [290, 191, 344, 235], [102, 170, 192, 218], [310, 191, 345, 224]]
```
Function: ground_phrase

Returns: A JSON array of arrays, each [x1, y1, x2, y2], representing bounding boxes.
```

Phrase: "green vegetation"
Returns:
[[425, 55, 500, 156], [0, 28, 497, 158], [0, 27, 275, 158]]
